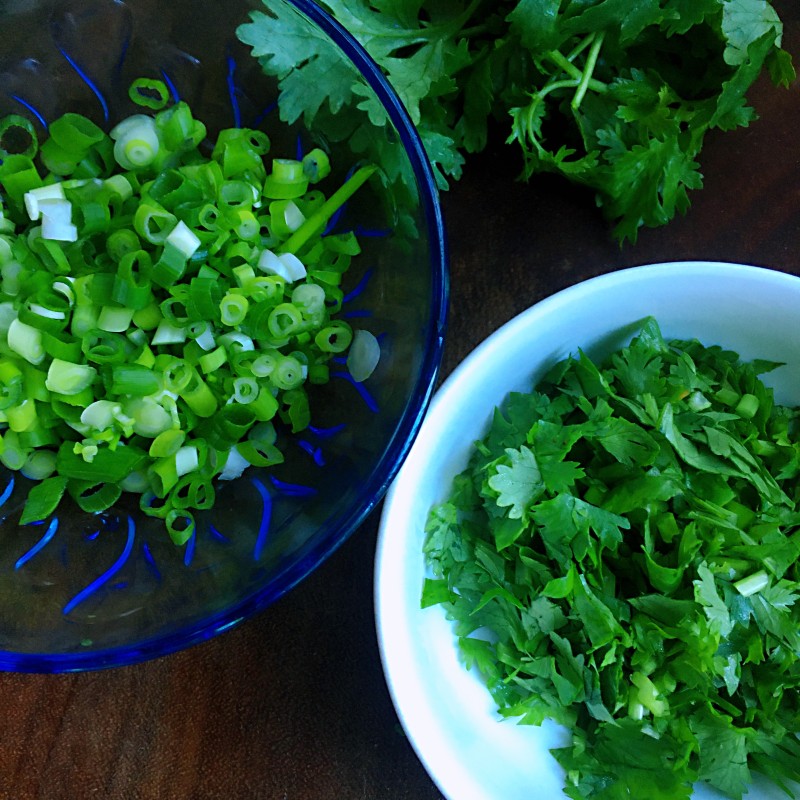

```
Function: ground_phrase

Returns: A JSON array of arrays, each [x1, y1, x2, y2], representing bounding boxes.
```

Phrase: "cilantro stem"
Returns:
[[544, 37, 607, 103], [572, 32, 605, 110], [547, 35, 594, 76], [566, 32, 599, 62], [458, 22, 494, 39], [535, 79, 583, 101], [546, 50, 582, 79]]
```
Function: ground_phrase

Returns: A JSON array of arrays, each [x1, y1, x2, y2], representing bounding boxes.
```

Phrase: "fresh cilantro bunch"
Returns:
[[423, 319, 800, 799], [238, 0, 794, 242]]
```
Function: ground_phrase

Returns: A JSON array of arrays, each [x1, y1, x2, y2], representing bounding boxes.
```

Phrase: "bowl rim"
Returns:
[[1, 0, 448, 673]]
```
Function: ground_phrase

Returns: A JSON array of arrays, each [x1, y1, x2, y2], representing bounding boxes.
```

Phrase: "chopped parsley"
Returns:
[[423, 318, 800, 799]]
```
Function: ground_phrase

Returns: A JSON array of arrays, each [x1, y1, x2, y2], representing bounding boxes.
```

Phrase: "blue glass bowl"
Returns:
[[0, 0, 447, 671]]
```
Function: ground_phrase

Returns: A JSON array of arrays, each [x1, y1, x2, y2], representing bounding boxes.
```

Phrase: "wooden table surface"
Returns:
[[2, 4, 799, 799]]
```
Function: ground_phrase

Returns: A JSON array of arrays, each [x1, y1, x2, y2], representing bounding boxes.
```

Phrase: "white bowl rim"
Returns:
[[374, 260, 800, 800]]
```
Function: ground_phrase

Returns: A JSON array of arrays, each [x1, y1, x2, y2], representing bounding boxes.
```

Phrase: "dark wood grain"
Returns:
[[2, 4, 799, 799]]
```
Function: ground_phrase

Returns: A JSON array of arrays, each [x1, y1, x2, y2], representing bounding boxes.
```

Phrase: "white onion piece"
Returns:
[[218, 446, 250, 481], [195, 328, 217, 351], [346, 329, 380, 383], [166, 220, 201, 258], [283, 201, 306, 232], [217, 331, 254, 352], [257, 249, 292, 281], [109, 114, 153, 141], [151, 320, 187, 345], [40, 199, 78, 242], [41, 219, 78, 242], [175, 445, 199, 477], [278, 252, 307, 282], [24, 184, 66, 221], [80, 400, 120, 430], [38, 198, 72, 224]]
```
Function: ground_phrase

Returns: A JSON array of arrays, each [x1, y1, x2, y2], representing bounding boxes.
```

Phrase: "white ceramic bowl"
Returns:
[[375, 261, 800, 800]]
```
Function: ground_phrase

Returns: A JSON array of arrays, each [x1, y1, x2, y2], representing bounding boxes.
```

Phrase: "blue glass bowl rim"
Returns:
[[1, 0, 449, 673]]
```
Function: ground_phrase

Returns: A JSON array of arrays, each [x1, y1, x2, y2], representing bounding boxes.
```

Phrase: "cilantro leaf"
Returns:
[[240, 0, 793, 244], [486, 445, 544, 519], [506, 0, 562, 51], [694, 563, 733, 638], [721, 0, 784, 66], [691, 709, 753, 798]]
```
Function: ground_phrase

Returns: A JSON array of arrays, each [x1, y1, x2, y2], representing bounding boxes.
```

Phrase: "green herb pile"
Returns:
[[423, 319, 800, 799], [238, 0, 794, 242], [0, 81, 376, 544]]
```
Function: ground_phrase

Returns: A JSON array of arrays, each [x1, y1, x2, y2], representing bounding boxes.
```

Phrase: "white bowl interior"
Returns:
[[376, 261, 800, 800]]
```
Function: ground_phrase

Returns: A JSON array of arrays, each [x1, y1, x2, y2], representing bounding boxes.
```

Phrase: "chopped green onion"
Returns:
[[7, 318, 45, 365], [111, 115, 160, 170], [268, 303, 304, 339], [97, 305, 135, 333], [109, 364, 160, 396], [82, 330, 129, 364], [198, 345, 227, 374], [21, 449, 58, 480], [170, 474, 215, 510], [264, 158, 309, 199], [113, 250, 153, 309], [0, 93, 377, 543], [220, 293, 249, 326], [292, 283, 326, 318], [128, 78, 171, 110], [165, 508, 195, 546], [232, 376, 259, 404], [45, 358, 97, 395], [271, 356, 305, 390], [0, 430, 28, 470], [0, 155, 43, 204], [7, 397, 38, 432], [0, 115, 38, 159], [134, 202, 177, 245], [735, 393, 759, 419], [151, 319, 187, 346], [174, 444, 199, 476], [302, 149, 331, 183], [315, 322, 353, 353], [80, 399, 119, 430], [69, 479, 122, 513], [125, 397, 172, 437], [178, 367, 217, 417], [161, 358, 193, 393], [149, 429, 185, 458], [49, 113, 105, 153]]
